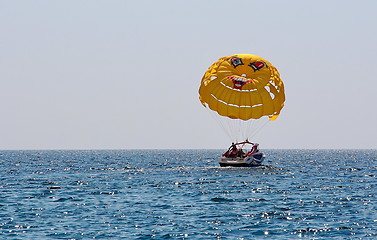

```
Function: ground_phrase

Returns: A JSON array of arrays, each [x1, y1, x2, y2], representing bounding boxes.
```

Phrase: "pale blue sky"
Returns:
[[1, 0, 376, 149]]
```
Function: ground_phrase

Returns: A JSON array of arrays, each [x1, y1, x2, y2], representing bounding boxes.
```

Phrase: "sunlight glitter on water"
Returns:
[[0, 149, 376, 239]]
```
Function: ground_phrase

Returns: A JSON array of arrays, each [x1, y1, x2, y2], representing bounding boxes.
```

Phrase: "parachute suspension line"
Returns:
[[240, 119, 247, 142], [236, 119, 243, 143], [237, 106, 249, 142], [249, 118, 270, 139], [235, 116, 270, 142], [205, 108, 233, 140], [237, 119, 242, 142], [225, 117, 236, 142], [221, 117, 244, 143], [204, 109, 270, 143], [250, 119, 257, 138], [224, 118, 235, 141], [246, 118, 254, 140], [236, 118, 242, 143], [247, 119, 255, 141], [228, 118, 252, 143]]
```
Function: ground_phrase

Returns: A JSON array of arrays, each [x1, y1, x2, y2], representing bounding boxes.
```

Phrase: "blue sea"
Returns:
[[0, 149, 376, 239]]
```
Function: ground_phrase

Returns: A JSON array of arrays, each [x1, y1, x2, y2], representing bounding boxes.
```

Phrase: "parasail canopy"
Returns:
[[199, 54, 285, 121]]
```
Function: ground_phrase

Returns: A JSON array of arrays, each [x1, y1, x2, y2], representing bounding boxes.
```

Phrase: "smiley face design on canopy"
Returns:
[[199, 54, 285, 121]]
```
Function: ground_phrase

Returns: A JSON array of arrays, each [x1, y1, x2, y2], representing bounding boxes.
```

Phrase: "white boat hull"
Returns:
[[219, 153, 265, 167]]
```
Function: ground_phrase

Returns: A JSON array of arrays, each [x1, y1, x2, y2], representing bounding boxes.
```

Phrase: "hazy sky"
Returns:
[[1, 0, 376, 149]]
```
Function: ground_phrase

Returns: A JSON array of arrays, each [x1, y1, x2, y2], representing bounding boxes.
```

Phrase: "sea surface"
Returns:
[[0, 149, 376, 239]]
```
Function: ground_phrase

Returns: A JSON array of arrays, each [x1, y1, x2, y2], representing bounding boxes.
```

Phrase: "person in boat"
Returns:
[[230, 142, 237, 151], [223, 140, 261, 158], [238, 148, 246, 158], [229, 143, 238, 157], [223, 143, 238, 158]]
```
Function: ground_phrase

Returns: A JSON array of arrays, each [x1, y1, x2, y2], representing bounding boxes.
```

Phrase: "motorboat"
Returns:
[[219, 140, 265, 167]]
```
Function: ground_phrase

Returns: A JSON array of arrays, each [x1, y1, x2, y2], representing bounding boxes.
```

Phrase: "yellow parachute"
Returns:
[[199, 54, 285, 121]]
